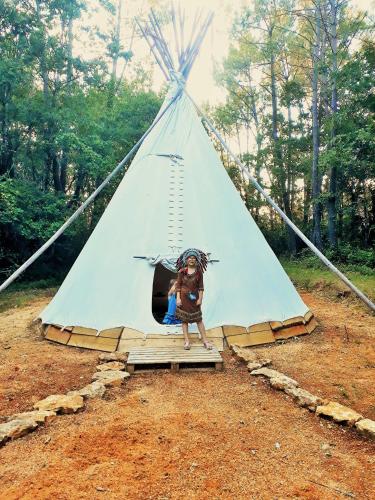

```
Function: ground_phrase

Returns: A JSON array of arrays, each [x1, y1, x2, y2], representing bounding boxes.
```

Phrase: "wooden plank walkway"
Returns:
[[126, 346, 224, 373]]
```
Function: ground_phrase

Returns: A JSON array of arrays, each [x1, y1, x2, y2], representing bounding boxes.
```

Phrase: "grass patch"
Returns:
[[0, 279, 59, 313], [281, 258, 375, 303]]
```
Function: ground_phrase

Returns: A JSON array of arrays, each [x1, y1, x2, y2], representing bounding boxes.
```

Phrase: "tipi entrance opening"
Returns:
[[152, 263, 177, 323]]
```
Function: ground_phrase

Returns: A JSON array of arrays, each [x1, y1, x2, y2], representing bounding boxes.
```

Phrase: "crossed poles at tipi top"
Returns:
[[0, 7, 374, 313]]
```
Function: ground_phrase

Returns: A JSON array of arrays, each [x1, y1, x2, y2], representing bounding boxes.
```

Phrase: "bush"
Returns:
[[291, 244, 375, 275]]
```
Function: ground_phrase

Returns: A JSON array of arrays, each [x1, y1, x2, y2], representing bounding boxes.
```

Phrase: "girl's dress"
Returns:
[[175, 268, 204, 323], [162, 293, 181, 325]]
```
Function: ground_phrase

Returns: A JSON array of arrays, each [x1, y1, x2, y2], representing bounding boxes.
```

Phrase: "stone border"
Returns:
[[0, 352, 130, 447], [232, 345, 375, 440]]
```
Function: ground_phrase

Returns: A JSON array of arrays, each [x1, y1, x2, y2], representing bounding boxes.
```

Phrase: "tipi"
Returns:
[[40, 9, 317, 352]]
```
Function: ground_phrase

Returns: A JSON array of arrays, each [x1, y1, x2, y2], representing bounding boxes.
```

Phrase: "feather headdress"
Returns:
[[176, 248, 208, 273]]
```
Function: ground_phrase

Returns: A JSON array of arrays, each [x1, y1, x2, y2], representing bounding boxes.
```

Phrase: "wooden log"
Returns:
[[247, 322, 272, 333], [99, 327, 123, 339], [222, 325, 246, 337], [67, 334, 117, 352], [282, 316, 305, 327], [45, 325, 71, 345], [225, 330, 275, 347], [306, 317, 318, 333], [72, 326, 97, 337], [304, 310, 313, 323], [270, 321, 283, 331], [274, 324, 307, 340]]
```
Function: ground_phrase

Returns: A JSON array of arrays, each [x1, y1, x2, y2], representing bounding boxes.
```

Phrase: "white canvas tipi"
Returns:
[[40, 11, 316, 351]]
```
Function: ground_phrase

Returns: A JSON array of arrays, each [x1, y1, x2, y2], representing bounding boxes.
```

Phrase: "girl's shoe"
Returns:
[[184, 341, 191, 350], [203, 341, 213, 350]]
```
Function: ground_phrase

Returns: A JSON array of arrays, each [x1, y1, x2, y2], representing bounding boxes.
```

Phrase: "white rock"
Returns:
[[258, 359, 272, 367], [92, 370, 130, 386], [316, 402, 363, 426], [320, 443, 332, 457], [96, 361, 126, 372], [8, 410, 56, 425], [68, 381, 106, 399], [251, 368, 298, 389], [284, 386, 323, 411], [231, 345, 257, 362], [355, 419, 375, 439], [0, 418, 38, 439], [34, 394, 84, 414], [247, 361, 262, 371], [269, 375, 299, 391], [98, 352, 127, 363]]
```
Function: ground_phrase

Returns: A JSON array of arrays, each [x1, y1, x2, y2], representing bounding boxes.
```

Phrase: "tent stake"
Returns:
[[186, 91, 375, 313], [0, 93, 180, 293]]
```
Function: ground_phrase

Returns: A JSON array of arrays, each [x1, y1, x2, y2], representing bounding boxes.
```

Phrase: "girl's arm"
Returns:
[[197, 273, 204, 305], [176, 272, 182, 306]]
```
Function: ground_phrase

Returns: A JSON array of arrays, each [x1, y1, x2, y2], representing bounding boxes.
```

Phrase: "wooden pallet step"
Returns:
[[129, 348, 221, 354], [127, 346, 223, 373], [128, 354, 222, 362], [128, 355, 221, 361], [128, 349, 221, 356], [129, 350, 221, 354]]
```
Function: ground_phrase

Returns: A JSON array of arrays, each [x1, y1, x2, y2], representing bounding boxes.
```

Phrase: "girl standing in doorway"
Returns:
[[175, 248, 212, 350]]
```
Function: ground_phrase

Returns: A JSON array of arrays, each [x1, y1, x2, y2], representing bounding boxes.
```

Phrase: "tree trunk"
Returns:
[[303, 175, 311, 226], [286, 104, 294, 211], [369, 185, 375, 246], [327, 0, 338, 247], [51, 153, 63, 192], [247, 66, 263, 221], [311, 1, 323, 250], [270, 40, 296, 255], [67, 16, 73, 88], [36, 0, 58, 192], [107, 0, 123, 108]]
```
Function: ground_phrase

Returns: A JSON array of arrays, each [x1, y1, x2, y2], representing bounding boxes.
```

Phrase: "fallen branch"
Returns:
[[307, 479, 355, 498]]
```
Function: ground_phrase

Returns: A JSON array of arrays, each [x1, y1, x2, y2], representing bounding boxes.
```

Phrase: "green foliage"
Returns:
[[0, 0, 374, 290], [282, 257, 375, 303], [292, 245, 375, 275], [0, 0, 162, 284], [0, 178, 68, 240], [0, 282, 57, 313], [214, 0, 375, 258]]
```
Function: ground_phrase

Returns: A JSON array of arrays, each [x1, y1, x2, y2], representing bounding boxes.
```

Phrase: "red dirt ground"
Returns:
[[0, 291, 374, 499]]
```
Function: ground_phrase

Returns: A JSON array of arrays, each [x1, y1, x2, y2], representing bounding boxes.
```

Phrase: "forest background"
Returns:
[[0, 0, 374, 294]]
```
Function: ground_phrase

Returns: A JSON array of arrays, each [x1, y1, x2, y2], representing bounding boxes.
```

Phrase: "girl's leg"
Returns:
[[197, 321, 213, 349], [182, 322, 190, 349]]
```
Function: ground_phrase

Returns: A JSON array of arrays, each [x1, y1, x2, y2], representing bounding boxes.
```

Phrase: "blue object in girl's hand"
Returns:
[[188, 292, 197, 301], [162, 294, 181, 325]]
